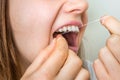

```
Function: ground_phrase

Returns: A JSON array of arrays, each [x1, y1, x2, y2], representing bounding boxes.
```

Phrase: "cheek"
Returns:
[[79, 27, 86, 43], [9, 1, 57, 62], [10, 1, 52, 33]]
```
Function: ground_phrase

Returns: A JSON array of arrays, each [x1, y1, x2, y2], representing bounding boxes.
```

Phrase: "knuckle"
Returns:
[[98, 48, 105, 58], [98, 75, 110, 80], [106, 35, 120, 46], [106, 36, 114, 46], [38, 70, 52, 80], [54, 48, 68, 60], [75, 56, 82, 65], [69, 50, 82, 65], [83, 69, 90, 77], [70, 53, 82, 66]]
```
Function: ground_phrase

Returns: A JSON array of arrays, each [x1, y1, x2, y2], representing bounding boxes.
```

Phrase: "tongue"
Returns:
[[63, 32, 77, 47]]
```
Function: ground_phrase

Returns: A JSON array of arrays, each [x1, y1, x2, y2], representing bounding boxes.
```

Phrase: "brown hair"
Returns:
[[0, 0, 22, 80]]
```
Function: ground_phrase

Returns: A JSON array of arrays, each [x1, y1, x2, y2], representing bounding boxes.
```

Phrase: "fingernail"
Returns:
[[100, 15, 110, 24], [56, 34, 62, 39], [94, 59, 100, 64]]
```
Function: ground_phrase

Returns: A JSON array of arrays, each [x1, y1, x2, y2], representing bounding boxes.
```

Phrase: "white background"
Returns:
[[84, 0, 120, 61]]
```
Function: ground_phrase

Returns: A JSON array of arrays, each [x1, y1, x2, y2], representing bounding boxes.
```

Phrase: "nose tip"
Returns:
[[63, 0, 88, 14]]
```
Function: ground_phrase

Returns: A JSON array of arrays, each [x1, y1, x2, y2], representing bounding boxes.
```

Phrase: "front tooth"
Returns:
[[58, 28, 63, 32], [71, 26, 76, 32], [76, 27, 79, 32], [63, 27, 67, 32], [68, 26, 72, 32], [57, 26, 79, 33]]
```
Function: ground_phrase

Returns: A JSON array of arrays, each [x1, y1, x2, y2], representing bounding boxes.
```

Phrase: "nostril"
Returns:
[[68, 9, 82, 14], [63, 4, 82, 13], [63, 0, 88, 14]]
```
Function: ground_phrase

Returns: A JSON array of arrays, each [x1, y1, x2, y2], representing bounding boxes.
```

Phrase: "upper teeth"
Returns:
[[56, 26, 79, 33]]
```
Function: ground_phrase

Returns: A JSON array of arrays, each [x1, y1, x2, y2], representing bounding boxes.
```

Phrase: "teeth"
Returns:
[[71, 26, 76, 32], [57, 26, 80, 33], [58, 28, 63, 32], [76, 26, 79, 32], [68, 26, 72, 32], [63, 27, 67, 32]]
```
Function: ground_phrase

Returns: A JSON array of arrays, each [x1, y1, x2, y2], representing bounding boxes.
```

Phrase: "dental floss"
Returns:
[[61, 18, 100, 35], [82, 18, 100, 27]]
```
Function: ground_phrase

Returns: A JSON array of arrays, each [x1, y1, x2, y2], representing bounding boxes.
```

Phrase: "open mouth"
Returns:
[[53, 25, 80, 53]]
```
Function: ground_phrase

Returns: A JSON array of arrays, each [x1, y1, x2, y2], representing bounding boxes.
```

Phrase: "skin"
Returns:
[[9, 0, 90, 79], [9, 0, 120, 79], [94, 16, 120, 80]]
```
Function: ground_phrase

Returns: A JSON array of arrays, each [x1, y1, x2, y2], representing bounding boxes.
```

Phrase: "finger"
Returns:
[[106, 34, 120, 63], [93, 59, 109, 80], [55, 50, 82, 80], [99, 47, 120, 76], [101, 15, 120, 35], [38, 35, 69, 79], [75, 68, 90, 80], [23, 38, 56, 75], [81, 11, 88, 25]]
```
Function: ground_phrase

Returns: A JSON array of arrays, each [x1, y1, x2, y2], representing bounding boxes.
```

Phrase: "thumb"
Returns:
[[101, 15, 120, 35]]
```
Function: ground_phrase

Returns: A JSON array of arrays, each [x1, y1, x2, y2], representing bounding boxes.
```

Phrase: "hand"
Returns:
[[21, 35, 90, 80], [93, 16, 120, 80]]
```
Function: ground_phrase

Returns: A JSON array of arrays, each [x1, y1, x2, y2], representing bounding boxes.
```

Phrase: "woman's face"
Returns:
[[9, 0, 88, 63]]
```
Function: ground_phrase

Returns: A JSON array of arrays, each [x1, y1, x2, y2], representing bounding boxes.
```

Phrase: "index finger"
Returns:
[[101, 15, 120, 35]]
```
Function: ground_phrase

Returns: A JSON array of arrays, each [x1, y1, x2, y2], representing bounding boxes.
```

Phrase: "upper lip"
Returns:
[[52, 21, 83, 34]]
